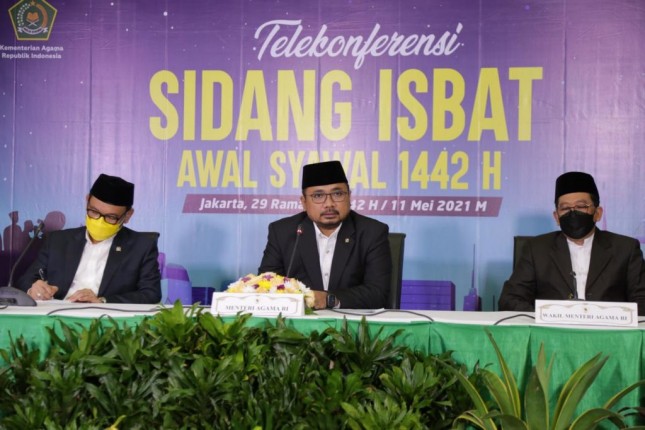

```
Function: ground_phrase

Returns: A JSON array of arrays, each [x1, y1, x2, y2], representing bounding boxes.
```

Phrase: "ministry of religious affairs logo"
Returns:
[[9, 0, 58, 41]]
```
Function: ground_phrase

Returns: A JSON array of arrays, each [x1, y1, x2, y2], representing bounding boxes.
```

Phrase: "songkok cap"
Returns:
[[302, 161, 348, 189], [554, 171, 599, 204], [90, 174, 134, 207]]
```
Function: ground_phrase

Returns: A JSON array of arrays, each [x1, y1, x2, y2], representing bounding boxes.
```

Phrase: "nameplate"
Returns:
[[210, 293, 305, 317], [535, 300, 637, 327]]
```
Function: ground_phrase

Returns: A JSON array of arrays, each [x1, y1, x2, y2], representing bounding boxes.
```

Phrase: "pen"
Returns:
[[38, 268, 47, 282]]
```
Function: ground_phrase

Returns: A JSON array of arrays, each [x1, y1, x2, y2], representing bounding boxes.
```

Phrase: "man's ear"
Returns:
[[123, 208, 134, 224], [593, 206, 603, 223], [300, 195, 306, 210], [552, 210, 560, 225]]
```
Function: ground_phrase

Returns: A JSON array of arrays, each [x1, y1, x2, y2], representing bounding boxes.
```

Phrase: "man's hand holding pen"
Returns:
[[27, 268, 58, 301]]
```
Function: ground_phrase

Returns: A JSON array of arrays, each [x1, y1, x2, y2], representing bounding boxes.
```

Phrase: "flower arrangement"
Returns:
[[226, 272, 315, 308]]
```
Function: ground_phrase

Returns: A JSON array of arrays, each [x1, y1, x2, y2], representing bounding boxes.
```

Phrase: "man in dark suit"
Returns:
[[18, 174, 161, 304], [258, 161, 391, 309], [499, 171, 645, 315]]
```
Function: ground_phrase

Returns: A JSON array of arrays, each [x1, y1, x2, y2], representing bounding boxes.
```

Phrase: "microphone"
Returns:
[[569, 271, 579, 300], [286, 224, 303, 278], [0, 221, 44, 306]]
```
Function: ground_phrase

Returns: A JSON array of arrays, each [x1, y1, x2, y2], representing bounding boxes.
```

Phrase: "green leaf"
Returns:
[[496, 414, 529, 430], [552, 353, 608, 430], [602, 379, 645, 410], [436, 359, 496, 429], [524, 343, 552, 430], [484, 329, 521, 416], [523, 367, 548, 430], [569, 408, 625, 430], [453, 411, 497, 430], [481, 369, 517, 416]]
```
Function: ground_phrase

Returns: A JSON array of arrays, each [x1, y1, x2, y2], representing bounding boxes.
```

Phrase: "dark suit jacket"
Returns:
[[258, 211, 391, 309], [17, 227, 161, 304], [499, 229, 645, 315]]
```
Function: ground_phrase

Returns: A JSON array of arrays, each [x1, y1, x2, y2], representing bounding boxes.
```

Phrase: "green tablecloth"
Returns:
[[1, 312, 643, 414]]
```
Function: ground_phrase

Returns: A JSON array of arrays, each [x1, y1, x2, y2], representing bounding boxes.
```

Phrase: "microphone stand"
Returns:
[[0, 221, 44, 306], [286, 224, 303, 278]]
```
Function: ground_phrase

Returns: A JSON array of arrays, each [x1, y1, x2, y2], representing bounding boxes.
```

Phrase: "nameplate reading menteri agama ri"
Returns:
[[210, 293, 305, 317]]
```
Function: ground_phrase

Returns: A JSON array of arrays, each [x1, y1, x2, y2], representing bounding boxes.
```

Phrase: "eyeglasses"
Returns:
[[86, 208, 128, 225], [557, 203, 593, 214], [307, 191, 349, 204]]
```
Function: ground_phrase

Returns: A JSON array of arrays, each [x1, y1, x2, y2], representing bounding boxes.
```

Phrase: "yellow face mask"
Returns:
[[86, 215, 122, 241]]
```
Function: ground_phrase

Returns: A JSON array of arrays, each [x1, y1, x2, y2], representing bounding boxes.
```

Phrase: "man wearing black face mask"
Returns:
[[499, 171, 645, 315]]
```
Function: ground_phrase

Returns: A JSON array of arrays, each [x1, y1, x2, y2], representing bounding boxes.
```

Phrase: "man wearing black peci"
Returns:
[[258, 161, 391, 309], [17, 174, 161, 304], [499, 171, 645, 315]]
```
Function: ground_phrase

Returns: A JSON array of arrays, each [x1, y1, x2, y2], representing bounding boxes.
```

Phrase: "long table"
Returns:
[[1, 302, 643, 416]]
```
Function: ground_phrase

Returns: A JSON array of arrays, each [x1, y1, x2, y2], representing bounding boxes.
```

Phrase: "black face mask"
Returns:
[[558, 210, 596, 239]]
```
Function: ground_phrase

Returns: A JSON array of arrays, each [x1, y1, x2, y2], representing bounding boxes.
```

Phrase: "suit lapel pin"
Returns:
[[116, 246, 122, 252], [345, 238, 350, 243]]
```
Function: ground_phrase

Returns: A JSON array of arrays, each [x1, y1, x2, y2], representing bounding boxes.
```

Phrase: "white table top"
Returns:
[[1, 301, 642, 330]]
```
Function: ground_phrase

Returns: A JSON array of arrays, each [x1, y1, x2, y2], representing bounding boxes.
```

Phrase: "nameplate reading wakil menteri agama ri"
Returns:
[[210, 293, 305, 317], [535, 300, 638, 327]]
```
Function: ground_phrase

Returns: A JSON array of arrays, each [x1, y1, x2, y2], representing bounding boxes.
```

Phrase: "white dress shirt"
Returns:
[[64, 232, 114, 299], [566, 232, 594, 300], [313, 223, 341, 291]]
